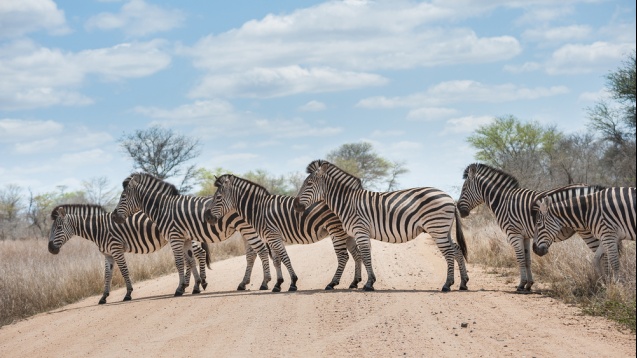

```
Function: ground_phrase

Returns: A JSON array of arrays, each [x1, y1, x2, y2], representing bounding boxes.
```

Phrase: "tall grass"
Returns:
[[0, 234, 246, 327], [463, 213, 636, 332]]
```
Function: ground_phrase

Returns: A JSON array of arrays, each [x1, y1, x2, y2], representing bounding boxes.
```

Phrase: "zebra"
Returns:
[[47, 204, 210, 304], [292, 160, 468, 292], [203, 174, 363, 292], [534, 187, 636, 276], [457, 163, 605, 292], [112, 173, 273, 295]]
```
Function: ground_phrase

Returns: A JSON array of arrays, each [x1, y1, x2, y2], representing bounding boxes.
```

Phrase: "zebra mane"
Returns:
[[463, 163, 520, 189], [307, 159, 363, 190], [218, 174, 272, 195], [126, 172, 180, 196], [51, 204, 107, 220]]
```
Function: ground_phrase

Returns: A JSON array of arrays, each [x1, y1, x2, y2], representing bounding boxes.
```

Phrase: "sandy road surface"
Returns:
[[1, 236, 634, 357]]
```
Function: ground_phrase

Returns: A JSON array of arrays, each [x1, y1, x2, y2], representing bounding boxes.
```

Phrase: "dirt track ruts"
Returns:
[[1, 235, 634, 357]]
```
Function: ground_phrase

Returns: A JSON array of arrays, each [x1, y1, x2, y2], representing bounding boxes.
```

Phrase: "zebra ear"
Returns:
[[538, 198, 551, 214], [57, 207, 66, 218], [318, 162, 329, 175], [467, 165, 477, 180]]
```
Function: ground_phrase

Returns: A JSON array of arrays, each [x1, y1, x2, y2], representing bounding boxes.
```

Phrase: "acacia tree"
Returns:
[[326, 142, 408, 191], [119, 126, 201, 193]]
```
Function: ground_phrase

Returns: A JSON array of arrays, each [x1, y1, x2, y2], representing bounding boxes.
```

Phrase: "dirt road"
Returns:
[[1, 236, 634, 357]]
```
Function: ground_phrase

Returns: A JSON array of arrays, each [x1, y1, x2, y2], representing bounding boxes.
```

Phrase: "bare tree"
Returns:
[[0, 184, 23, 240], [119, 126, 201, 193], [82, 176, 119, 210]]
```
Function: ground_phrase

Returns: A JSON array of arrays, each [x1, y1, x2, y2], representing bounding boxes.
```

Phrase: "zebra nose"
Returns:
[[458, 208, 470, 218], [292, 198, 305, 213], [533, 243, 548, 256], [48, 241, 60, 254]]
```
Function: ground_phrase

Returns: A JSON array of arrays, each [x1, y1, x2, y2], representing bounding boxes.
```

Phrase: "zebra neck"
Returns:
[[232, 190, 270, 229], [553, 198, 587, 230], [323, 178, 358, 219], [73, 214, 110, 243]]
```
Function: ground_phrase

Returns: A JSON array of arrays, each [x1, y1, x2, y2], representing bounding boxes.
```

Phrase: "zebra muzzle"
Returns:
[[292, 198, 305, 213], [48, 241, 60, 255], [112, 212, 126, 224], [533, 242, 548, 256], [203, 210, 218, 226]]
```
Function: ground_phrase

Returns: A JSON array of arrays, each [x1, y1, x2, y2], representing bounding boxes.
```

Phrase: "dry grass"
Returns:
[[463, 213, 636, 332], [0, 234, 246, 327]]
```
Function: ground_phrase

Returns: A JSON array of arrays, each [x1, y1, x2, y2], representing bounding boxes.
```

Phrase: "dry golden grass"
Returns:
[[0, 234, 246, 327], [463, 213, 636, 332]]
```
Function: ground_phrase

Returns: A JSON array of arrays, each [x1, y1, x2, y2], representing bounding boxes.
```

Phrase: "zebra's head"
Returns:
[[48, 207, 74, 254], [204, 175, 235, 226], [532, 197, 561, 256], [113, 174, 143, 224], [457, 164, 483, 218], [293, 160, 329, 213]]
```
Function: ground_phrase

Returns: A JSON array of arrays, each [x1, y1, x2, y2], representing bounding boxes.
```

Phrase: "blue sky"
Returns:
[[1, 0, 635, 198]]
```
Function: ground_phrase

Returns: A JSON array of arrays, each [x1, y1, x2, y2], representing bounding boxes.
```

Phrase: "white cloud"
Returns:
[[14, 138, 58, 154], [0, 0, 69, 38], [443, 115, 494, 134], [299, 100, 326, 112], [407, 107, 459, 121], [0, 39, 171, 110], [59, 149, 113, 167], [135, 99, 234, 120], [546, 41, 636, 75], [503, 62, 541, 73], [86, 0, 185, 37], [578, 88, 611, 102], [183, 1, 521, 98], [522, 25, 592, 43], [254, 118, 342, 138], [358, 80, 569, 108], [189, 66, 388, 98], [370, 130, 405, 138], [0, 119, 64, 142]]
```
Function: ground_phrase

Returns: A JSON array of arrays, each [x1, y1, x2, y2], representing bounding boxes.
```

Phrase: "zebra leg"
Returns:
[[355, 235, 376, 291], [100, 255, 115, 305], [269, 241, 285, 292], [453, 242, 469, 290], [238, 243, 257, 290], [346, 237, 363, 289], [508, 236, 529, 292], [593, 246, 610, 278], [325, 237, 350, 290], [600, 235, 621, 279], [194, 245, 208, 291], [523, 238, 534, 291], [270, 239, 298, 292], [169, 238, 187, 296], [433, 234, 456, 292], [184, 240, 202, 294], [112, 251, 133, 301]]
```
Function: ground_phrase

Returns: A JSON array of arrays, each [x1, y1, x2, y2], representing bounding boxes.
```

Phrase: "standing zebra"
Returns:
[[204, 174, 363, 292], [112, 173, 273, 295], [534, 187, 636, 276], [48, 204, 210, 304], [292, 160, 468, 292], [457, 163, 605, 292]]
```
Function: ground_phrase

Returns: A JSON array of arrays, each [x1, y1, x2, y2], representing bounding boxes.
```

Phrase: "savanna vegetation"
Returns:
[[0, 52, 634, 332]]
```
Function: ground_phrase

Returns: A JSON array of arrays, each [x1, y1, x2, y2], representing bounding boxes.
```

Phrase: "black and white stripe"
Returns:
[[457, 163, 604, 291], [535, 187, 636, 275], [113, 173, 272, 295], [204, 174, 362, 292], [47, 204, 210, 304], [293, 160, 468, 292]]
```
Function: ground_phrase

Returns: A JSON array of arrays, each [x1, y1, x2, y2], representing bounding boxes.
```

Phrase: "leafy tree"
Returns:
[[326, 142, 408, 191], [467, 115, 562, 189], [194, 167, 234, 196], [243, 169, 295, 196], [119, 126, 201, 193]]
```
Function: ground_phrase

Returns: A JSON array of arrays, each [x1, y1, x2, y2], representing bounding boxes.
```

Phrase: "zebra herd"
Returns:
[[48, 160, 635, 303]]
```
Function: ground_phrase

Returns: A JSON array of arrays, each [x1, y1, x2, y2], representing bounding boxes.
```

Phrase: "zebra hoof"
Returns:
[[174, 290, 184, 297], [259, 284, 268, 290], [98, 298, 107, 305], [272, 286, 281, 293], [459, 285, 468, 291], [289, 286, 297, 292], [192, 288, 201, 294], [441, 286, 450, 292], [349, 282, 359, 289], [237, 285, 246, 291], [363, 285, 375, 292], [325, 285, 335, 290], [123, 295, 132, 301], [201, 282, 208, 290]]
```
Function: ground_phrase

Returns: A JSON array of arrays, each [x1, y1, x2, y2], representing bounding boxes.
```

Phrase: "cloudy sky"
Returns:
[[1, 0, 635, 198]]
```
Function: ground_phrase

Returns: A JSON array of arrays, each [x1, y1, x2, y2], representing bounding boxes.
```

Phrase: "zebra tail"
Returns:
[[455, 208, 468, 262], [201, 241, 212, 269]]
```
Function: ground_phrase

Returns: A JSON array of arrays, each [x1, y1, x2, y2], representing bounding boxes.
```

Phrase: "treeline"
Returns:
[[468, 52, 635, 190], [0, 142, 404, 240]]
